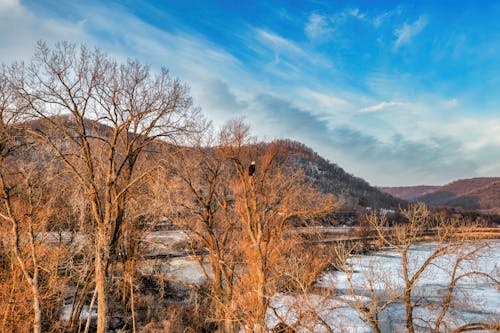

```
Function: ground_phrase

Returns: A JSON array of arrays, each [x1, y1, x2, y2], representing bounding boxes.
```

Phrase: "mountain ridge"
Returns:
[[381, 177, 500, 214]]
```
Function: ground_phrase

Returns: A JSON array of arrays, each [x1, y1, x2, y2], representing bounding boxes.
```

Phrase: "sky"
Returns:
[[0, 0, 499, 186]]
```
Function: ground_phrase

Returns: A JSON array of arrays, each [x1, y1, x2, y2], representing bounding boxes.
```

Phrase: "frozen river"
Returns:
[[138, 233, 499, 332], [56, 230, 499, 331], [267, 240, 500, 332]]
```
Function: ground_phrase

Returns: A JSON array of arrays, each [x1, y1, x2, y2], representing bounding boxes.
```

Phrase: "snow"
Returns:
[[266, 293, 372, 333], [51, 230, 498, 332], [141, 230, 191, 257], [315, 240, 500, 332], [61, 304, 97, 322], [139, 257, 211, 286]]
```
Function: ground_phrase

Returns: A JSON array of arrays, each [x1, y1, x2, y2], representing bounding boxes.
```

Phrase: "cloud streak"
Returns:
[[0, 0, 88, 62], [393, 16, 428, 49], [360, 101, 408, 113], [241, 93, 484, 186]]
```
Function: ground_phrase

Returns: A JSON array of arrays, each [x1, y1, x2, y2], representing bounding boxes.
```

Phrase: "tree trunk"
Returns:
[[95, 230, 108, 333], [404, 288, 414, 333], [401, 248, 415, 333], [254, 249, 267, 333], [31, 281, 42, 333], [367, 313, 382, 333]]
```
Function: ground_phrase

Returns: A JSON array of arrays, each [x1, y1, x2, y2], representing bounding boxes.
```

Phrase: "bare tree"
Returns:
[[9, 41, 203, 333], [168, 130, 241, 332], [168, 120, 339, 332], [0, 65, 43, 333], [224, 123, 338, 332], [337, 204, 500, 332]]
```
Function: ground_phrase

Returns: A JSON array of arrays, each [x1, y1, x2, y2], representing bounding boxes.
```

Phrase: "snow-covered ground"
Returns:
[[266, 293, 373, 333], [136, 235, 499, 332], [53, 229, 498, 331], [61, 303, 97, 323], [312, 240, 500, 332], [139, 256, 211, 285], [141, 230, 191, 257]]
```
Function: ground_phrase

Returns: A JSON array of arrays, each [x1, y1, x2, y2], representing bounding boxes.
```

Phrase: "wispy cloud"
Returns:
[[329, 7, 367, 26], [255, 28, 305, 59], [393, 16, 428, 49], [305, 13, 331, 40], [0, 0, 19, 10], [304, 7, 367, 43], [252, 27, 331, 74], [348, 8, 366, 20], [372, 7, 402, 28], [302, 88, 350, 111], [360, 101, 408, 113], [245, 94, 483, 186], [0, 0, 88, 62]]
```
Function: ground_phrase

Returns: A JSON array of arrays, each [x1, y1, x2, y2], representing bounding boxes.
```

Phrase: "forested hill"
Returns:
[[276, 140, 405, 209], [15, 118, 404, 211], [379, 185, 440, 200], [381, 177, 500, 214]]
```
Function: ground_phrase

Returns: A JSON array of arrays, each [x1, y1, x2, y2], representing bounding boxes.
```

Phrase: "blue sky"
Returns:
[[1, 0, 499, 186]]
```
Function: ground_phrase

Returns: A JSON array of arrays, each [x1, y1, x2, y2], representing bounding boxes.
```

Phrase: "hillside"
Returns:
[[15, 119, 404, 213], [380, 185, 439, 200], [381, 177, 500, 213], [278, 140, 405, 209]]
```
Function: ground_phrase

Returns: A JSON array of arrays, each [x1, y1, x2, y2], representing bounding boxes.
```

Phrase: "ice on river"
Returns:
[[265, 293, 373, 333], [312, 240, 500, 332]]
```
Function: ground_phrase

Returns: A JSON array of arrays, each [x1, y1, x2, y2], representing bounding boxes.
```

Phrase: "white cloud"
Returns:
[[442, 98, 459, 108], [305, 13, 331, 40], [255, 28, 305, 58], [348, 8, 365, 20], [252, 27, 331, 73], [0, 0, 18, 10], [372, 7, 402, 28], [393, 16, 427, 49], [360, 101, 408, 113], [0, 0, 88, 62], [442, 119, 500, 151], [304, 8, 366, 43], [301, 88, 350, 110], [373, 13, 390, 28]]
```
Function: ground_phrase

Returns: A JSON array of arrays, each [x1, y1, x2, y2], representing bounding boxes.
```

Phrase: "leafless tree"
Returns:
[[168, 120, 339, 332], [8, 41, 203, 333], [0, 65, 43, 333], [338, 204, 500, 332]]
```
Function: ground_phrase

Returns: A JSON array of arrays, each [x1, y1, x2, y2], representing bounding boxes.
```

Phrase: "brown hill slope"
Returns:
[[15, 119, 405, 212], [380, 185, 439, 200], [381, 177, 500, 213], [276, 140, 405, 209]]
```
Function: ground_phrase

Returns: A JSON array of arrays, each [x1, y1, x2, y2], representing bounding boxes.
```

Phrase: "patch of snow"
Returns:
[[266, 293, 373, 333], [317, 240, 500, 332], [139, 257, 211, 286], [61, 304, 97, 322]]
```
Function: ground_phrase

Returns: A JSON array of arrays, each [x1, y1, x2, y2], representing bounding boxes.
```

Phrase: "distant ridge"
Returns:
[[379, 185, 439, 200], [381, 177, 500, 214]]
